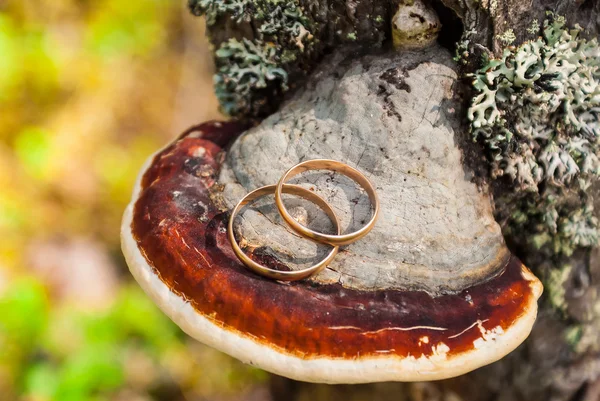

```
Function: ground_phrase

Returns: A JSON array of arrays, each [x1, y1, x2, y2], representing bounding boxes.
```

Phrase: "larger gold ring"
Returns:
[[275, 159, 379, 246], [227, 184, 340, 281]]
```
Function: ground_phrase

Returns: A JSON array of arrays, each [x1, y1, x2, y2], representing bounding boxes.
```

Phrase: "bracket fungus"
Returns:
[[121, 46, 543, 383]]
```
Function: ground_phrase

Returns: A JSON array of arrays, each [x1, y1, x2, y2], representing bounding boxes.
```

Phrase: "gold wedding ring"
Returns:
[[227, 184, 340, 281], [275, 159, 379, 246], [227, 159, 379, 280]]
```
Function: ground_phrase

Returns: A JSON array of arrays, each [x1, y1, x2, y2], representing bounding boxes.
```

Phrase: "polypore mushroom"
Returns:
[[121, 46, 542, 383]]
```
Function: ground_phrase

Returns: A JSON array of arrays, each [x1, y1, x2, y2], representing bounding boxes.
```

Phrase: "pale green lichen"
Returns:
[[527, 19, 540, 35], [469, 18, 600, 191], [255, 2, 312, 49], [188, 0, 312, 49], [556, 204, 600, 250], [470, 15, 600, 256], [547, 11, 566, 25], [188, 0, 313, 117], [189, 0, 310, 39], [189, 0, 251, 25], [496, 28, 516, 45], [214, 38, 288, 116]]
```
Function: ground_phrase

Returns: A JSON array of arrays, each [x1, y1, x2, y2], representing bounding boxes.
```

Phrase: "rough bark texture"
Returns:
[[194, 0, 598, 118], [441, 0, 599, 56]]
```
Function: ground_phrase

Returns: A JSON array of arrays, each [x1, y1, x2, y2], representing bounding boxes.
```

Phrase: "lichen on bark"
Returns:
[[467, 14, 600, 259], [188, 0, 389, 118], [188, 0, 314, 117]]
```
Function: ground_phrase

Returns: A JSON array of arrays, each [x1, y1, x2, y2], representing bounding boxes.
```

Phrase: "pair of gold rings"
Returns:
[[227, 159, 379, 281]]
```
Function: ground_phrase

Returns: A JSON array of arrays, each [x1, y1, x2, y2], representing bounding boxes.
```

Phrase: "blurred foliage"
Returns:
[[0, 279, 267, 401], [0, 1, 263, 400]]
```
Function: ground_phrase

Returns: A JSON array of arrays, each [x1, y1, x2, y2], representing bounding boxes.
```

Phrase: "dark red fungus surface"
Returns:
[[131, 121, 535, 359]]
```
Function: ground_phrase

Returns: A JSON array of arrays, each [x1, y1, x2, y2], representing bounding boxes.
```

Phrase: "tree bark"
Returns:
[[187, 0, 600, 399]]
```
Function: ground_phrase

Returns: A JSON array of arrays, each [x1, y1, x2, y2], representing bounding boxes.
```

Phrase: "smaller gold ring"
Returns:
[[275, 159, 379, 246], [228, 184, 340, 281]]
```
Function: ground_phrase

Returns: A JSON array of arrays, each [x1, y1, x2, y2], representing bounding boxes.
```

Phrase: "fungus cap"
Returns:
[[122, 121, 543, 384]]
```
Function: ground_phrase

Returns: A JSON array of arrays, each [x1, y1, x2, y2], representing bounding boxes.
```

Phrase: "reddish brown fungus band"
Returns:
[[131, 121, 535, 359]]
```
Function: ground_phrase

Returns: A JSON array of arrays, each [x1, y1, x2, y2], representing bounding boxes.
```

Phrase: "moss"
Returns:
[[564, 324, 583, 350], [453, 30, 478, 65], [469, 14, 600, 257], [280, 49, 297, 63], [544, 264, 571, 314], [453, 41, 469, 64]]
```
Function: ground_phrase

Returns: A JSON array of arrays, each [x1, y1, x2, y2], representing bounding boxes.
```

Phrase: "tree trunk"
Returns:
[[185, 0, 600, 399]]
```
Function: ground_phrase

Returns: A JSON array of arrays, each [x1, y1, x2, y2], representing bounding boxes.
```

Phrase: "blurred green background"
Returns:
[[0, 1, 269, 400]]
